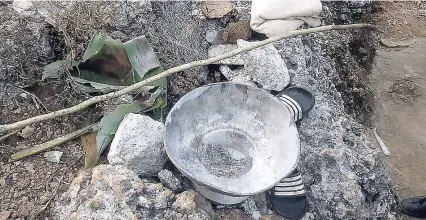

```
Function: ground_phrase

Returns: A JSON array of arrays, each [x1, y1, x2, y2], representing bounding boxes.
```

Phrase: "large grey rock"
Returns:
[[210, 40, 291, 91], [108, 113, 167, 176], [235, 40, 290, 91], [53, 165, 212, 220], [208, 44, 245, 65]]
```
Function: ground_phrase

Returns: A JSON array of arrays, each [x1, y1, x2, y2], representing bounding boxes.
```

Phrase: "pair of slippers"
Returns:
[[268, 86, 315, 220]]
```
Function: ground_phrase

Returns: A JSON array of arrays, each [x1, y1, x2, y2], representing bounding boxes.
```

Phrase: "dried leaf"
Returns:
[[41, 60, 66, 80], [202, 1, 233, 19], [42, 59, 78, 81], [96, 102, 143, 154], [71, 77, 123, 93], [81, 132, 99, 168]]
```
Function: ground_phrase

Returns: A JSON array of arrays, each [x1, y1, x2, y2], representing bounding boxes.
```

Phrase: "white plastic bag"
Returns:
[[250, 0, 323, 37]]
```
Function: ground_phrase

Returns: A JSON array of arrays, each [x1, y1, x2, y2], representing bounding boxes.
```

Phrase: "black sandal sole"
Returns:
[[277, 87, 315, 123], [268, 169, 308, 220]]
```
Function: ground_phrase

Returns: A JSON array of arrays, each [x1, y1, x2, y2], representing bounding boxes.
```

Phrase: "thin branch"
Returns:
[[14, 85, 48, 112], [10, 123, 98, 161], [0, 24, 377, 134], [0, 130, 18, 143]]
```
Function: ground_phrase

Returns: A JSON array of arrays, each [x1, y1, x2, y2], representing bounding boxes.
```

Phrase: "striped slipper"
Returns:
[[270, 87, 314, 219], [268, 169, 307, 220], [277, 86, 315, 124]]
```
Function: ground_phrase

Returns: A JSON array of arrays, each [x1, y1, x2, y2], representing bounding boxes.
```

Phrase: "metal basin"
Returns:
[[165, 83, 300, 200]]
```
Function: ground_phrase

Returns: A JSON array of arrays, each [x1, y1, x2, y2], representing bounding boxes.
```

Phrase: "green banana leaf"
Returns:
[[96, 102, 143, 154]]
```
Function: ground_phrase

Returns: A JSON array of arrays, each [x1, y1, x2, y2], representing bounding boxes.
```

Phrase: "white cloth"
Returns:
[[250, 0, 323, 37]]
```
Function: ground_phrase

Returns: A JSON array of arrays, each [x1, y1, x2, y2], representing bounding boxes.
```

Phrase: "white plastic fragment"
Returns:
[[373, 127, 390, 156]]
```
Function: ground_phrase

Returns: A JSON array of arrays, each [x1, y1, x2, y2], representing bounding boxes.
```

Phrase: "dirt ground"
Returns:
[[370, 1, 426, 219], [371, 39, 426, 213]]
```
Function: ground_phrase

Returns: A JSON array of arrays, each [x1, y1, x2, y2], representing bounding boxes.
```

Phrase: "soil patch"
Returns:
[[371, 38, 426, 220], [389, 77, 420, 102], [369, 3, 426, 217]]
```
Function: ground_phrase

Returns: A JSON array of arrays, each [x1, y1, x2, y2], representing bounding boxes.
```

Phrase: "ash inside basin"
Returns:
[[195, 129, 254, 178]]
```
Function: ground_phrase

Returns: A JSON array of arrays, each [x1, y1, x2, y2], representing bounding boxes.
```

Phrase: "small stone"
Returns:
[[23, 162, 35, 173], [301, 212, 316, 220], [20, 126, 35, 138], [46, 130, 53, 139], [68, 173, 75, 182], [138, 196, 153, 208], [39, 195, 50, 205], [108, 113, 167, 176], [35, 130, 43, 139], [201, 1, 233, 19], [53, 129, 61, 137], [44, 151, 63, 163], [217, 209, 251, 220], [49, 181, 59, 190], [220, 66, 256, 87], [205, 30, 224, 45], [223, 19, 251, 44], [13, 107, 22, 114], [0, 211, 11, 220], [158, 169, 182, 191], [172, 190, 197, 212], [259, 215, 273, 220], [5, 174, 13, 185], [191, 9, 200, 16], [19, 93, 28, 99], [149, 184, 174, 209]]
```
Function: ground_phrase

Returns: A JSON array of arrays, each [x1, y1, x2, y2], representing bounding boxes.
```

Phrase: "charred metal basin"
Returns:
[[165, 83, 299, 204]]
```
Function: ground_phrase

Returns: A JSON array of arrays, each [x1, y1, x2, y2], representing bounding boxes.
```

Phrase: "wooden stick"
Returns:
[[10, 123, 98, 161], [0, 130, 18, 143], [0, 24, 376, 134]]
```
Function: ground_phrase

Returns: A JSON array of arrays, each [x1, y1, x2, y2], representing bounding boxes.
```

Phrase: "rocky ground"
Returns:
[[0, 1, 422, 219]]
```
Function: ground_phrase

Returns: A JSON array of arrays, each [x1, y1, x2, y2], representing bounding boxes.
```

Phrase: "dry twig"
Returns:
[[13, 85, 48, 112], [0, 24, 377, 134], [10, 123, 98, 161], [0, 130, 18, 143]]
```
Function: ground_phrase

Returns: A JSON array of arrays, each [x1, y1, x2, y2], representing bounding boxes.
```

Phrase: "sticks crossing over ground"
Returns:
[[0, 24, 376, 134]]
